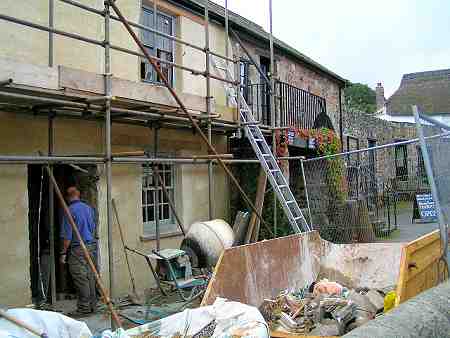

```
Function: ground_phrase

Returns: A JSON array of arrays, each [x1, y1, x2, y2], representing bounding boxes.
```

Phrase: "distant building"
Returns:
[[377, 69, 450, 124]]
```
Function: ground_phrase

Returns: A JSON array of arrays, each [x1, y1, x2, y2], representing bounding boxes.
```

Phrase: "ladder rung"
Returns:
[[270, 169, 280, 172], [286, 200, 295, 204], [294, 217, 303, 221], [279, 185, 288, 189], [254, 138, 263, 142], [262, 154, 271, 157]]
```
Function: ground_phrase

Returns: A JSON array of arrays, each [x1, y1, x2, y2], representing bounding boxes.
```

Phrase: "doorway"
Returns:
[[259, 56, 271, 125], [27, 164, 99, 305]]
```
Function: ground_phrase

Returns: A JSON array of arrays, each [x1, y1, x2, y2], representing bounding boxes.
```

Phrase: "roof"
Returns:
[[171, 0, 347, 86], [386, 69, 450, 115]]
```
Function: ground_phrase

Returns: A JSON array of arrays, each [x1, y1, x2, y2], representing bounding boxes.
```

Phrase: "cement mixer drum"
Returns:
[[180, 219, 235, 268]]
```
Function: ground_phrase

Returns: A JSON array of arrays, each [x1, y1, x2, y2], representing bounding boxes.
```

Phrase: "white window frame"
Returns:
[[140, 6, 175, 86], [141, 162, 178, 237]]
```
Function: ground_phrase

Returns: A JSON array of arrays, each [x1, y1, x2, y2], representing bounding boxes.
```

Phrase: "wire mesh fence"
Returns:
[[414, 113, 450, 263], [297, 139, 438, 244]]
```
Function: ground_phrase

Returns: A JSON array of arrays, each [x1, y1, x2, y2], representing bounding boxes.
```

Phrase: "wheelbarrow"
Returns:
[[126, 247, 208, 302]]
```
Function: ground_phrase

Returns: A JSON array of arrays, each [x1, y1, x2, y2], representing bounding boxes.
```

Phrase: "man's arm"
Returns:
[[60, 213, 73, 263]]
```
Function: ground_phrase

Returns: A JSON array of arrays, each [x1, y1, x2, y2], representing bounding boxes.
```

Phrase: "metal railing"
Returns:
[[242, 81, 327, 129], [278, 81, 326, 130]]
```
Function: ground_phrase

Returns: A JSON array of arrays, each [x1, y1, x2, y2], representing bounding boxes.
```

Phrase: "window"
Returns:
[[346, 136, 360, 166], [239, 59, 250, 101], [140, 7, 174, 85], [395, 143, 408, 181], [142, 163, 178, 236]]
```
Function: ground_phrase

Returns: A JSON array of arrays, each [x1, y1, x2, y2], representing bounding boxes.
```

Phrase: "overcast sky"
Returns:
[[211, 0, 450, 98]]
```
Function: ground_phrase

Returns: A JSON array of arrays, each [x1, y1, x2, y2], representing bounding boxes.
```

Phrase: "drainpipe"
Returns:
[[339, 85, 344, 152]]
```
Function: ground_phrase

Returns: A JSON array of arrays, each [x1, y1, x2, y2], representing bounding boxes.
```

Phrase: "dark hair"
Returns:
[[308, 281, 317, 293]]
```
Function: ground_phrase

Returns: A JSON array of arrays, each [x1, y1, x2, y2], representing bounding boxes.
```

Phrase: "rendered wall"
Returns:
[[0, 111, 229, 304]]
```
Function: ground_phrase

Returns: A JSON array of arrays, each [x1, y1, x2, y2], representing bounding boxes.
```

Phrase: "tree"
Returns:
[[344, 83, 377, 113]]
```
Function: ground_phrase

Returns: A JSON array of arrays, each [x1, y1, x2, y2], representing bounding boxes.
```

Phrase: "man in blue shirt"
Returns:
[[60, 185, 97, 316]]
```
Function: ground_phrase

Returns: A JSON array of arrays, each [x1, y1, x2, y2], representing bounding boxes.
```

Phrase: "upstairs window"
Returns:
[[140, 7, 174, 85]]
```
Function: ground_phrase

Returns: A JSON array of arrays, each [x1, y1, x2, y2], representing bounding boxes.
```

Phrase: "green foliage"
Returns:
[[344, 82, 377, 113]]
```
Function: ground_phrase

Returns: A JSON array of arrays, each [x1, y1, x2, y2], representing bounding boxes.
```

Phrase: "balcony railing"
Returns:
[[277, 81, 326, 130], [242, 81, 327, 130]]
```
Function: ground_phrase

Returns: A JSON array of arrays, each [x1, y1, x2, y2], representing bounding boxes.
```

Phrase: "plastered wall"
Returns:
[[0, 111, 229, 304]]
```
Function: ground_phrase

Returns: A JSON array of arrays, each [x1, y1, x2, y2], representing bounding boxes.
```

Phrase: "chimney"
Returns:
[[375, 82, 385, 110]]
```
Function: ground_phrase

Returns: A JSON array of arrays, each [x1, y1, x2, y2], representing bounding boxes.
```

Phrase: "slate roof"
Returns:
[[172, 0, 347, 86], [386, 69, 450, 115]]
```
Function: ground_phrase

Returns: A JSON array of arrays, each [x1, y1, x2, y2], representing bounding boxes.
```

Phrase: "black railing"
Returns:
[[244, 83, 272, 126], [242, 81, 327, 129], [277, 81, 327, 130]]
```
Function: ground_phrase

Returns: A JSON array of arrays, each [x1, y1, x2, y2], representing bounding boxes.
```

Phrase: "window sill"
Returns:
[[140, 230, 183, 242]]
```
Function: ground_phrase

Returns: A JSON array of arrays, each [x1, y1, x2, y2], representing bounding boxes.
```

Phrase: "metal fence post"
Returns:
[[413, 106, 449, 268], [300, 158, 313, 228]]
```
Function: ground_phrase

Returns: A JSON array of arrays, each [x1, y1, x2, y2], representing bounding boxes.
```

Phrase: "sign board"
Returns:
[[413, 193, 438, 223]]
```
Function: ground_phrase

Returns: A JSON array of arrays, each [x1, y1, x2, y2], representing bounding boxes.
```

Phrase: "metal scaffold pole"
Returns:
[[48, 0, 56, 308], [205, 0, 214, 220], [104, 1, 115, 327], [107, 1, 270, 233], [48, 113, 57, 307], [154, 126, 160, 251], [269, 0, 277, 236]]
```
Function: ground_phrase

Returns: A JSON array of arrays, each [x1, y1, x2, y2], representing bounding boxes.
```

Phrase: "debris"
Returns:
[[365, 289, 385, 312], [260, 279, 392, 336], [312, 279, 344, 296]]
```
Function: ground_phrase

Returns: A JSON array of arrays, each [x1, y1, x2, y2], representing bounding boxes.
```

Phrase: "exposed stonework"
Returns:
[[234, 37, 343, 132]]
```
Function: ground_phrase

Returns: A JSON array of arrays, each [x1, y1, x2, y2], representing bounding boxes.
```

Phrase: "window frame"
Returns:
[[140, 5, 175, 86], [141, 162, 179, 238]]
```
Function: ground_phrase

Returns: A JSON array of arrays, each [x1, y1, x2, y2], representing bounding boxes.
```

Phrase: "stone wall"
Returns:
[[234, 36, 343, 131], [342, 109, 439, 194]]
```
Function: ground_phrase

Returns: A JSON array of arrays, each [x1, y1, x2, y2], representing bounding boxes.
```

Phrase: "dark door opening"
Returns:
[[259, 56, 271, 125], [395, 143, 408, 181], [27, 164, 99, 305]]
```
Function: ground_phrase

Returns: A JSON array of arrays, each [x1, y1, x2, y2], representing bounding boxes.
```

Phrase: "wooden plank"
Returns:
[[270, 330, 338, 338], [58, 66, 210, 114], [0, 57, 59, 89], [395, 230, 444, 305], [246, 167, 267, 243]]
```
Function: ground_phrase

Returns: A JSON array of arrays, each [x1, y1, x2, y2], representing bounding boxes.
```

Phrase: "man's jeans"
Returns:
[[68, 243, 97, 313]]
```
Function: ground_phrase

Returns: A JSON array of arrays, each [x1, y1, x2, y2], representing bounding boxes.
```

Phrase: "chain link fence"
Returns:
[[297, 139, 437, 244]]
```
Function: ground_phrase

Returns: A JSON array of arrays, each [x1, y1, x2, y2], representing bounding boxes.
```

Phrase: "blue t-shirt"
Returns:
[[60, 200, 96, 246]]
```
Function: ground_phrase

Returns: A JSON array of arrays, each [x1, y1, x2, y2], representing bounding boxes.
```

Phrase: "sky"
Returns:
[[211, 0, 450, 98]]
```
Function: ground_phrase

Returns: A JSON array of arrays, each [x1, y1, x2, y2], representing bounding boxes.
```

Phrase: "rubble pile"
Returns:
[[259, 279, 389, 336]]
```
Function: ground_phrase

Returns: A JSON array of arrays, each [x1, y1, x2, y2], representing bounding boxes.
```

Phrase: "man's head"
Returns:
[[66, 185, 81, 202]]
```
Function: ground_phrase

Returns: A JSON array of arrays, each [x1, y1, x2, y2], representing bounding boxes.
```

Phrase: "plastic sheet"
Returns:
[[0, 308, 92, 338], [122, 298, 268, 338]]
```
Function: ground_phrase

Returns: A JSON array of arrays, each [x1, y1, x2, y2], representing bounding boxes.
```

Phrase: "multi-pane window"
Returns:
[[140, 7, 174, 85], [142, 164, 177, 236]]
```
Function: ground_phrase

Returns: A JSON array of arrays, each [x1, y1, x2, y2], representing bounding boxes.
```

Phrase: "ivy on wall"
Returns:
[[230, 128, 347, 240]]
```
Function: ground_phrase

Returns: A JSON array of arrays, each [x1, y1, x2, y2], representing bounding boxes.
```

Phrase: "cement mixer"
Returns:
[[181, 219, 235, 268]]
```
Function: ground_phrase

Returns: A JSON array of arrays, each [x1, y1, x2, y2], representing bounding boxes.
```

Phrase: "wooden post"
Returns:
[[245, 167, 267, 243]]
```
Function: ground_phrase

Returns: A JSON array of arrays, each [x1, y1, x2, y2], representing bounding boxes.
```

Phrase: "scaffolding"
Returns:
[[0, 0, 286, 323]]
